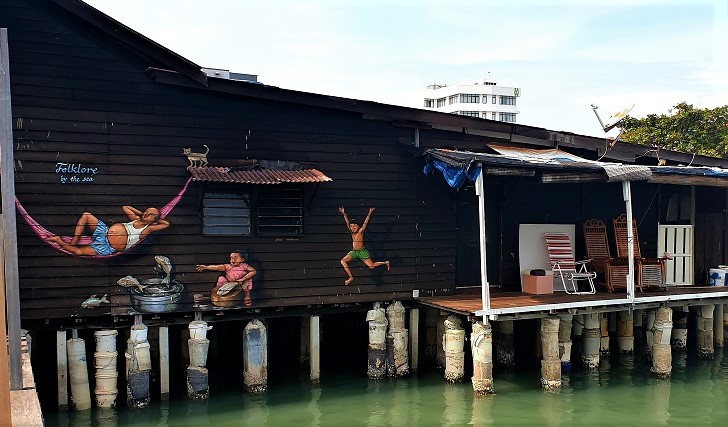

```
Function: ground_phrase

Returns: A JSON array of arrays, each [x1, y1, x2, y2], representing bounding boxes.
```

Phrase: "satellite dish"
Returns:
[[591, 103, 634, 133]]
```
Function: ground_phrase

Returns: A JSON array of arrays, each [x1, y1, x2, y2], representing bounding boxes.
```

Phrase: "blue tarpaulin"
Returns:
[[424, 158, 482, 189]]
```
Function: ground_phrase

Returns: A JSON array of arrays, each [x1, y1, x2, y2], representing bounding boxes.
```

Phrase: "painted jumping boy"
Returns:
[[196, 250, 257, 306], [338, 206, 390, 285]]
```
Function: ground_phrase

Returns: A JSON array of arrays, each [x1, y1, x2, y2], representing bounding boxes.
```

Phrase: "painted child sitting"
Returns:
[[196, 250, 257, 306]]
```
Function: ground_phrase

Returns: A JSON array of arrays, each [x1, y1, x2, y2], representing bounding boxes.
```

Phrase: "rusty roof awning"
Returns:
[[189, 166, 332, 185]]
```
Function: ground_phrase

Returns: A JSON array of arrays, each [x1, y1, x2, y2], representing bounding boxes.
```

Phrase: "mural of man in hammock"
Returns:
[[45, 206, 170, 257]]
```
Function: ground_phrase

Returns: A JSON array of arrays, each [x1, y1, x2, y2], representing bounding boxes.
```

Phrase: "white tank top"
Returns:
[[123, 221, 150, 249]]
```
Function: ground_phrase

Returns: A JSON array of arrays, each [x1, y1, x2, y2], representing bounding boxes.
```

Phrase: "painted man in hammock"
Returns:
[[339, 206, 390, 285], [46, 206, 170, 256]]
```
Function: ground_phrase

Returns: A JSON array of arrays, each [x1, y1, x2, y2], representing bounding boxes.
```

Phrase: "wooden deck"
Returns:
[[416, 286, 728, 319]]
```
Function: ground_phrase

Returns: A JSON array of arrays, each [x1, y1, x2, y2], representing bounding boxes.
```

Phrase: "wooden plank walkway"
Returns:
[[416, 286, 728, 319]]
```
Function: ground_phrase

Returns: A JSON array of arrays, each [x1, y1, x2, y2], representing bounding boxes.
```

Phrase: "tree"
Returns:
[[620, 102, 728, 159]]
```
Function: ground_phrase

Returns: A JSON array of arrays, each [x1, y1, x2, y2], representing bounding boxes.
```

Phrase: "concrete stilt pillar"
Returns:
[[616, 311, 634, 355], [651, 307, 672, 379], [696, 304, 715, 359], [409, 308, 419, 373], [443, 315, 465, 383], [366, 304, 388, 380], [714, 304, 724, 349], [645, 309, 656, 362], [582, 313, 600, 369], [495, 320, 515, 368], [557, 314, 573, 373], [126, 323, 151, 408], [633, 309, 645, 353], [671, 307, 689, 352], [571, 314, 584, 361], [437, 313, 448, 370], [243, 319, 268, 393], [386, 301, 409, 377], [310, 315, 320, 384], [93, 329, 119, 408], [424, 309, 438, 360], [300, 316, 310, 367], [470, 320, 494, 395], [541, 317, 561, 390], [187, 320, 211, 399], [599, 313, 610, 357]]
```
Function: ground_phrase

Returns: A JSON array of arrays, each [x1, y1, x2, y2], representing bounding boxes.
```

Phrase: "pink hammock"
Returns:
[[15, 177, 193, 258]]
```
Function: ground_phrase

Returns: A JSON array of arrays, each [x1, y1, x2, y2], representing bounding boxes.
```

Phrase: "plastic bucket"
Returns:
[[709, 268, 727, 286], [94, 330, 118, 353], [130, 324, 148, 342], [95, 371, 118, 409], [188, 338, 210, 367], [189, 321, 211, 340]]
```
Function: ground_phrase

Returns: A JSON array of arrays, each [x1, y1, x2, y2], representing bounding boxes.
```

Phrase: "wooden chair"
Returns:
[[583, 219, 629, 293], [612, 214, 667, 290], [544, 232, 596, 295]]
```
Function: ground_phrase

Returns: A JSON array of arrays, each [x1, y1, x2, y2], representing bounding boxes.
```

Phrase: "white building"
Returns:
[[422, 78, 521, 122]]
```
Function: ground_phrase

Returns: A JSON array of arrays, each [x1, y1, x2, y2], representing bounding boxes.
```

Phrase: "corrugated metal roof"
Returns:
[[189, 166, 332, 184]]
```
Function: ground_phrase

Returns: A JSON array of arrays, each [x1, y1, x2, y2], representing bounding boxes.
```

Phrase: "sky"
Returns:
[[83, 0, 728, 138]]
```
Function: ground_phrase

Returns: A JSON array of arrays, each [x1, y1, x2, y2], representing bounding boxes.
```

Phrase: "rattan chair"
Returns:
[[544, 232, 596, 295], [583, 219, 629, 292], [612, 214, 667, 290]]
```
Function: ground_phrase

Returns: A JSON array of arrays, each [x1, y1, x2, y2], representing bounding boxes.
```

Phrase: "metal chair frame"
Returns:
[[544, 232, 596, 295]]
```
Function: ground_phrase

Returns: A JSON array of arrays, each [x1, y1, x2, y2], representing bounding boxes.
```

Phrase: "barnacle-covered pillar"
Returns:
[[126, 323, 151, 408], [616, 310, 634, 355], [443, 315, 465, 383], [541, 317, 561, 390], [366, 304, 388, 380], [386, 301, 409, 377], [495, 320, 515, 368], [696, 304, 715, 359], [470, 320, 493, 395], [243, 319, 268, 393], [651, 307, 672, 379], [582, 313, 600, 369]]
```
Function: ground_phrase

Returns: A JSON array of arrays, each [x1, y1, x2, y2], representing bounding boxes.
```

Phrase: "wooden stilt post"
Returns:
[[57, 330, 68, 408], [243, 319, 268, 393], [633, 309, 645, 353], [645, 309, 656, 362], [714, 304, 724, 349], [616, 310, 634, 355], [651, 307, 672, 379], [723, 304, 728, 343], [470, 319, 493, 395], [366, 303, 388, 380], [300, 316, 311, 367], [558, 313, 573, 373], [310, 315, 320, 384], [696, 304, 715, 359], [424, 308, 438, 361], [599, 313, 610, 357], [582, 313, 600, 369], [571, 314, 584, 362], [671, 306, 689, 352], [495, 320, 515, 368], [159, 326, 170, 399], [409, 308, 419, 373], [541, 317, 561, 390]]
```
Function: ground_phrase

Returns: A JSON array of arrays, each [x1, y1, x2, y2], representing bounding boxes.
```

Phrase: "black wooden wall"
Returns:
[[3, 0, 457, 321]]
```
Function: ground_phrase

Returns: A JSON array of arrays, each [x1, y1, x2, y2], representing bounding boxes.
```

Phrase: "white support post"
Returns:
[[475, 166, 490, 314], [159, 326, 170, 399], [622, 181, 635, 301], [57, 330, 68, 407], [310, 315, 320, 384]]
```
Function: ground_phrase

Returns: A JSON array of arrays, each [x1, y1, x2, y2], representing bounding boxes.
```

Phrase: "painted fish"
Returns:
[[155, 255, 173, 284], [117, 275, 140, 287], [82, 294, 110, 309]]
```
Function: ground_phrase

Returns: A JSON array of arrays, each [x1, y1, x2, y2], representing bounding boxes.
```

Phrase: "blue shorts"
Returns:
[[90, 220, 117, 255]]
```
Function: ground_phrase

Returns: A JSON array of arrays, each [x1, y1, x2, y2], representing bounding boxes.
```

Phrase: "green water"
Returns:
[[45, 349, 728, 427]]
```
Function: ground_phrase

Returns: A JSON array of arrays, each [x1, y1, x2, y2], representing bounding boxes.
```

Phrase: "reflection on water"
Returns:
[[44, 348, 728, 427]]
